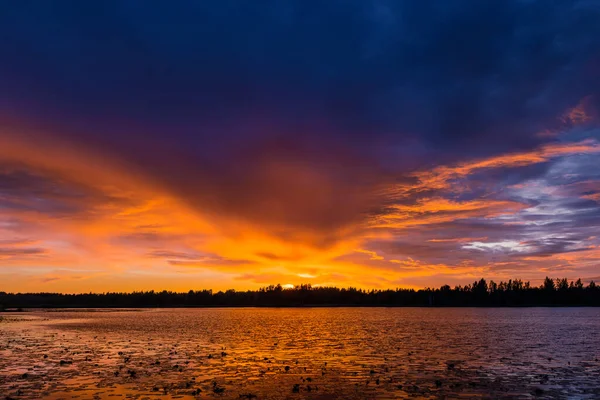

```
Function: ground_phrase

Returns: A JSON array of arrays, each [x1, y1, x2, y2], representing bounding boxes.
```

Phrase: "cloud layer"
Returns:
[[1, 1, 599, 292]]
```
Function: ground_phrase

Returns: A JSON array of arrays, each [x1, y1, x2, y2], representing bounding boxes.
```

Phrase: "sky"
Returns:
[[1, 1, 600, 293]]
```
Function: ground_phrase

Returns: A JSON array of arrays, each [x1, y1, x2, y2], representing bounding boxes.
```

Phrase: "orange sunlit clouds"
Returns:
[[1, 122, 600, 292], [386, 139, 600, 196], [583, 193, 600, 203], [1, 5, 600, 295], [562, 96, 597, 126]]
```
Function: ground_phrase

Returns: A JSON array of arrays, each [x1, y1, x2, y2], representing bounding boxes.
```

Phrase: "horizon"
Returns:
[[3, 277, 599, 310], [1, 276, 598, 296], [1, 1, 600, 293]]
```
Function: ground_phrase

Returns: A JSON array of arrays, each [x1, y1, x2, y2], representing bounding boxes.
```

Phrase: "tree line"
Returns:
[[1, 277, 599, 309]]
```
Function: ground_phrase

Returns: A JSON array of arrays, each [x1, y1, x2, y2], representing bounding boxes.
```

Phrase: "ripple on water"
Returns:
[[1, 308, 600, 399]]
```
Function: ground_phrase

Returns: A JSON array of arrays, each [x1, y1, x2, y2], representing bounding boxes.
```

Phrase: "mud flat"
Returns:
[[1, 308, 600, 399]]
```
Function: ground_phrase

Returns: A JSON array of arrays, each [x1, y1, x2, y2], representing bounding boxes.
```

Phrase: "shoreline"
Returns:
[[3, 304, 600, 311]]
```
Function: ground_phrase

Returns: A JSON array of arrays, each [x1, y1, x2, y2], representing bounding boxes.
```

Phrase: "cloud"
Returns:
[[1, 1, 599, 237], [0, 1, 600, 291], [0, 246, 47, 258]]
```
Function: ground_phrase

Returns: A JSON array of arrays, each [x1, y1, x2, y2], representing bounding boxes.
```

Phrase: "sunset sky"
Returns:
[[1, 1, 600, 293]]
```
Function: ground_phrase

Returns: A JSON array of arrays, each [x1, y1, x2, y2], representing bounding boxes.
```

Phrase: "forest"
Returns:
[[1, 277, 599, 309]]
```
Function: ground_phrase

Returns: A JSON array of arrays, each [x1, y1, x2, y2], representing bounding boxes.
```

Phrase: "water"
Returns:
[[1, 308, 599, 399]]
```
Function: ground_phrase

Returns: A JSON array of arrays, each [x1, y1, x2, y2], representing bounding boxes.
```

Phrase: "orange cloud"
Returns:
[[371, 198, 527, 229], [583, 193, 600, 203], [2, 122, 600, 292], [562, 96, 596, 126], [386, 139, 600, 196]]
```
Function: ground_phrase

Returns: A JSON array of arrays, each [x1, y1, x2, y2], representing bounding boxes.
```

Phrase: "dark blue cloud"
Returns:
[[1, 1, 598, 151], [1, 0, 599, 234]]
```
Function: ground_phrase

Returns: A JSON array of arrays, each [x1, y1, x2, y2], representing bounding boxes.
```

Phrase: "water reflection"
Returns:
[[1, 308, 600, 399]]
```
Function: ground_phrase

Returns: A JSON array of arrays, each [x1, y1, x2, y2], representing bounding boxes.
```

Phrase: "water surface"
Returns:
[[1, 308, 599, 399]]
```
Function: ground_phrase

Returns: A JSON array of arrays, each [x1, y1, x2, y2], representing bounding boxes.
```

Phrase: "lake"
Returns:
[[1, 308, 600, 399]]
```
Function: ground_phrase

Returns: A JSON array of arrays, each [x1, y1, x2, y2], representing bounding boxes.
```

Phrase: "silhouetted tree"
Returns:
[[543, 277, 555, 291], [1, 278, 599, 308], [557, 278, 569, 291]]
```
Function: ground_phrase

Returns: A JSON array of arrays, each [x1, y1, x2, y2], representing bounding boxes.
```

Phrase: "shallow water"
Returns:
[[1, 308, 600, 399]]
